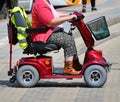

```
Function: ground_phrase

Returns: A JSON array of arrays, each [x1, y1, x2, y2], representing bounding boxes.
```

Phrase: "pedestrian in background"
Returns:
[[82, 0, 97, 12]]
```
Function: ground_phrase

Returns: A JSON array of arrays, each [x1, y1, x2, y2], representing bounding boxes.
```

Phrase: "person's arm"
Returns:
[[47, 14, 77, 27]]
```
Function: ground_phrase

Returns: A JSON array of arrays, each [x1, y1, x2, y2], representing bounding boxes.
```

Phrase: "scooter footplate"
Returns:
[[53, 72, 80, 76]]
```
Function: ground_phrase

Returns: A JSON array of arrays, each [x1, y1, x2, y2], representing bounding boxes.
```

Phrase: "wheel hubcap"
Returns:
[[90, 70, 101, 83], [22, 71, 33, 83]]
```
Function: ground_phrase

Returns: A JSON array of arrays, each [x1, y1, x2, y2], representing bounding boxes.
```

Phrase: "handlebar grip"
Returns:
[[71, 17, 76, 21], [73, 11, 85, 20]]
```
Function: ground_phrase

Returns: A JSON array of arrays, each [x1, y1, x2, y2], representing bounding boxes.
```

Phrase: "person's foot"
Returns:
[[64, 61, 81, 75], [91, 7, 97, 11], [82, 5, 86, 13]]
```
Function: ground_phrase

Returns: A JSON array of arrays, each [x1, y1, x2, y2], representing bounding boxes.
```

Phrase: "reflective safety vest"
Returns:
[[11, 6, 31, 50]]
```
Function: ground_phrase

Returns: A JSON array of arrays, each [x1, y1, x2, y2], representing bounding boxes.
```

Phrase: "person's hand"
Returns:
[[68, 14, 77, 22], [71, 14, 77, 21]]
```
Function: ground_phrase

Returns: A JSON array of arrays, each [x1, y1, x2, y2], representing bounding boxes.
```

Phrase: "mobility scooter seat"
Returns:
[[29, 41, 61, 55]]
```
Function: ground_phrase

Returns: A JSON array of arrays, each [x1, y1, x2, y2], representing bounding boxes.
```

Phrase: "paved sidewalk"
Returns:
[[0, 0, 120, 102], [0, 31, 119, 102]]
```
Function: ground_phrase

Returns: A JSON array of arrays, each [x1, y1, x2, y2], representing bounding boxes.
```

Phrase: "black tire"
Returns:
[[84, 65, 107, 87], [16, 65, 40, 87]]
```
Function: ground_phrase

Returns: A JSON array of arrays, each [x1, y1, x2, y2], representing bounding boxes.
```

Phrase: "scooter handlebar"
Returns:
[[73, 11, 85, 21]]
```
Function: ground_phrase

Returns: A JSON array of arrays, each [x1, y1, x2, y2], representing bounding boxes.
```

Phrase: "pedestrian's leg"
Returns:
[[0, 0, 6, 11], [91, 0, 95, 7], [82, 0, 87, 12], [91, 0, 97, 11], [82, 0, 87, 4]]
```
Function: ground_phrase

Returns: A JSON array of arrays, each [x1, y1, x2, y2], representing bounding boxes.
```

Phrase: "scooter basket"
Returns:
[[86, 16, 110, 40]]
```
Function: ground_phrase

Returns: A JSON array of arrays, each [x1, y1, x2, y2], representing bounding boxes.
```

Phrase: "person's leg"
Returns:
[[73, 55, 82, 71], [0, 0, 6, 11], [7, 0, 12, 9], [91, 0, 97, 11], [82, 0, 87, 12], [47, 32, 77, 59], [47, 31, 81, 74], [91, 0, 95, 7], [82, 0, 87, 5]]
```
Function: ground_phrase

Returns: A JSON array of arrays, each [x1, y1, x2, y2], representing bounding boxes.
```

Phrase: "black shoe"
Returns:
[[82, 6, 86, 13], [91, 7, 97, 11]]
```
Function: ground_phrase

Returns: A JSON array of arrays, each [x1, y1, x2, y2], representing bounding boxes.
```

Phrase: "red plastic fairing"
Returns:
[[84, 50, 104, 64], [72, 12, 94, 48], [80, 50, 107, 75], [18, 57, 53, 77]]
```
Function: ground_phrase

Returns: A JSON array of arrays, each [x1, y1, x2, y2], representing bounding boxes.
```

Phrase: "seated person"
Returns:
[[30, 0, 82, 75]]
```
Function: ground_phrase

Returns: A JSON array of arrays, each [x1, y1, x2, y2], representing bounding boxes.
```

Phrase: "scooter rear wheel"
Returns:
[[16, 65, 40, 87], [84, 65, 107, 87]]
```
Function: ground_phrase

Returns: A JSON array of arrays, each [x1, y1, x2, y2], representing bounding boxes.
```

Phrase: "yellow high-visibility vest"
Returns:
[[11, 6, 31, 50]]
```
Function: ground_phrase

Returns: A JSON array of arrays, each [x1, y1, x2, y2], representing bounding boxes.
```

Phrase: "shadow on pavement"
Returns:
[[0, 80, 90, 88], [0, 80, 104, 88], [0, 80, 19, 87], [37, 81, 88, 88]]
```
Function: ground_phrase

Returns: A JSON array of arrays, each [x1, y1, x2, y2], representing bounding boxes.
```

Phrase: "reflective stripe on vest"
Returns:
[[17, 30, 26, 35], [19, 39, 27, 43]]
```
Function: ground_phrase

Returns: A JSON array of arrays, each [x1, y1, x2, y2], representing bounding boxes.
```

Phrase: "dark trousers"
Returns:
[[0, 0, 13, 11], [0, 0, 6, 11], [82, 0, 96, 7]]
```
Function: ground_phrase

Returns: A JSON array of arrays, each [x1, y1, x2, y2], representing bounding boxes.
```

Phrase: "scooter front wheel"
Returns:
[[16, 65, 40, 87], [84, 65, 107, 87]]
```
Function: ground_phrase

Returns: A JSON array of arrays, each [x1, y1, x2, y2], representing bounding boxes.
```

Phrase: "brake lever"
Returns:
[[67, 24, 76, 36], [70, 24, 76, 30]]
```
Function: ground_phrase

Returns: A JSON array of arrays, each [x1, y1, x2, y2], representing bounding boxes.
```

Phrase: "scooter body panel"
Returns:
[[18, 56, 53, 78], [17, 56, 83, 79], [17, 49, 109, 79], [81, 49, 109, 75]]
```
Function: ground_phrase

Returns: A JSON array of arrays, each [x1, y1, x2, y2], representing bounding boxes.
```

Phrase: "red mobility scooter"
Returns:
[[8, 10, 111, 87]]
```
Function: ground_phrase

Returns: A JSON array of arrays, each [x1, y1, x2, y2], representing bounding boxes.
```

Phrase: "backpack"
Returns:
[[8, 6, 31, 49]]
